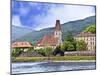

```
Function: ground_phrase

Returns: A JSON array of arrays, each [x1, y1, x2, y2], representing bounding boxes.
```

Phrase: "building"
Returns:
[[74, 32, 96, 50], [12, 41, 33, 52], [34, 20, 62, 49]]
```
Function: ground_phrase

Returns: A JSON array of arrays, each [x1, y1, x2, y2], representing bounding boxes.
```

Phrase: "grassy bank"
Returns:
[[12, 56, 96, 62]]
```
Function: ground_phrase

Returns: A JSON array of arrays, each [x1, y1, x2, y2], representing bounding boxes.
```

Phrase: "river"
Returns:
[[12, 61, 96, 74]]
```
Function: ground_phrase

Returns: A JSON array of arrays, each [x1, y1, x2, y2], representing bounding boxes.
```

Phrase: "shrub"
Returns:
[[76, 40, 87, 51]]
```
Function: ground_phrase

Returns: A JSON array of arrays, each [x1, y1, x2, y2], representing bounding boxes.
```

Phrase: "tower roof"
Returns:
[[55, 20, 61, 31]]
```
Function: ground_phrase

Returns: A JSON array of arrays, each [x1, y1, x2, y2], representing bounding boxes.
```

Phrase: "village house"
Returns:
[[34, 20, 62, 50], [12, 41, 33, 52], [74, 32, 96, 51]]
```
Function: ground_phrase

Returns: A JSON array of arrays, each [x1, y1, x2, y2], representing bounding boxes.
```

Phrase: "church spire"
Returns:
[[55, 20, 61, 31], [54, 20, 62, 45]]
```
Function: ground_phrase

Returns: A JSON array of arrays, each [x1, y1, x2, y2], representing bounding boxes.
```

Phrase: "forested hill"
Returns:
[[12, 16, 96, 44]]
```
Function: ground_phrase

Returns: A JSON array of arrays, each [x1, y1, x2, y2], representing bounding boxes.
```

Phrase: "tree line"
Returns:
[[12, 24, 96, 57]]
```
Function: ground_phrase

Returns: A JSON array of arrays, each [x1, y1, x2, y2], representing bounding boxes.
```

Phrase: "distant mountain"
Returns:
[[13, 16, 96, 44], [12, 25, 33, 41]]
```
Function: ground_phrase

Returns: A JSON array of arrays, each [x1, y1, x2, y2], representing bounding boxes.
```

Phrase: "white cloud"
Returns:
[[19, 3, 30, 16], [12, 15, 22, 26], [12, 2, 95, 30], [34, 5, 95, 30], [12, 15, 34, 29]]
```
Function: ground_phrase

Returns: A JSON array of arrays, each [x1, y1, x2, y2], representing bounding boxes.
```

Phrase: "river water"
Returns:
[[12, 61, 96, 74]]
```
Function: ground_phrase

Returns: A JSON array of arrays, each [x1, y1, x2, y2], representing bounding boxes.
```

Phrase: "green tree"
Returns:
[[61, 42, 67, 51], [65, 31, 74, 42], [66, 41, 75, 51], [62, 31, 76, 51], [61, 41, 75, 51], [45, 47, 52, 56], [76, 40, 87, 51], [35, 48, 46, 56], [12, 48, 23, 57], [84, 24, 96, 33]]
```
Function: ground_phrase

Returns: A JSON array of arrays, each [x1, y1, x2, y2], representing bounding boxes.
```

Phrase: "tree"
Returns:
[[45, 47, 52, 56], [84, 24, 96, 33], [65, 31, 74, 42], [36, 48, 46, 56], [61, 42, 67, 51], [35, 47, 53, 56], [76, 40, 87, 51], [66, 41, 75, 51], [62, 31, 76, 51], [12, 48, 23, 57]]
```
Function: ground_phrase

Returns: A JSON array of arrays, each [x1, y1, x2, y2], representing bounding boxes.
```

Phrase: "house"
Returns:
[[12, 41, 33, 52], [74, 32, 96, 50], [34, 20, 62, 49]]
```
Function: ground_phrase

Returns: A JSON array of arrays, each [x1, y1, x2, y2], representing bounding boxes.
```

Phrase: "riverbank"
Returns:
[[12, 56, 96, 62]]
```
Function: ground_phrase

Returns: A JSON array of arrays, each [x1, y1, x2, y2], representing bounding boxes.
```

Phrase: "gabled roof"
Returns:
[[36, 35, 58, 46], [12, 41, 33, 48], [75, 32, 96, 37]]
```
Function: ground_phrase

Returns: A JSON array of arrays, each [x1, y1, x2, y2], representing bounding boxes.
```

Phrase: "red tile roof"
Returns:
[[12, 41, 33, 48], [36, 35, 58, 46]]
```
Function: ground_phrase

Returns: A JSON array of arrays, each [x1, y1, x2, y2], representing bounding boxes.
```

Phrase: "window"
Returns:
[[90, 37, 92, 40], [90, 42, 92, 45]]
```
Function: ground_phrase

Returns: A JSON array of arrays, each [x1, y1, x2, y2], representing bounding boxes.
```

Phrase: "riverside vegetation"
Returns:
[[12, 24, 96, 62]]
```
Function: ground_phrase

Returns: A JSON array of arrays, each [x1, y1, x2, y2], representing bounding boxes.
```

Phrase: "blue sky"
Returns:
[[12, 1, 96, 30]]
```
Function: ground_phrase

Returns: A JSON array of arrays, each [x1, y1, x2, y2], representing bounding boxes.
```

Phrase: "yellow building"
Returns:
[[74, 32, 96, 51]]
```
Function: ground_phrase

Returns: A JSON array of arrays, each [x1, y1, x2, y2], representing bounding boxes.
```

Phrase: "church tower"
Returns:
[[54, 20, 62, 45]]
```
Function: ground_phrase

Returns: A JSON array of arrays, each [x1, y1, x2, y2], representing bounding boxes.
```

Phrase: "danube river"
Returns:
[[12, 61, 96, 74]]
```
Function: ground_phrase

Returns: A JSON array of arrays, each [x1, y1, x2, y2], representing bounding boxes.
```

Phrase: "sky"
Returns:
[[12, 1, 96, 30]]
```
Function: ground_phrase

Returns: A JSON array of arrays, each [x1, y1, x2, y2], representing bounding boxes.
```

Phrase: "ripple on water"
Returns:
[[12, 62, 96, 74]]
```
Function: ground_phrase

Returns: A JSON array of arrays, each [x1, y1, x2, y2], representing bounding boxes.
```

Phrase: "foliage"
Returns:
[[35, 48, 46, 56], [61, 32, 76, 51], [76, 40, 87, 51], [45, 47, 52, 56], [84, 24, 96, 33], [65, 31, 74, 42], [14, 16, 95, 44], [12, 48, 23, 57], [35, 47, 52, 56], [66, 41, 75, 51], [26, 47, 34, 52]]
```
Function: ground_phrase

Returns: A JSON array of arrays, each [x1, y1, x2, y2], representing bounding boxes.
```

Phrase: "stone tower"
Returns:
[[54, 20, 62, 45]]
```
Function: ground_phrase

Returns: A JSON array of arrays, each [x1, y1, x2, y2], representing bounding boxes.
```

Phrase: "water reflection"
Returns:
[[12, 62, 96, 74]]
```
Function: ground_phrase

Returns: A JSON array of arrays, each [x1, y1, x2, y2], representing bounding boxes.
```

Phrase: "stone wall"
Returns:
[[64, 51, 96, 56]]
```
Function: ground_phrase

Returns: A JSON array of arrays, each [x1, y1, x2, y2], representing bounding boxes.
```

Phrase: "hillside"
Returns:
[[13, 16, 96, 44], [12, 25, 33, 41]]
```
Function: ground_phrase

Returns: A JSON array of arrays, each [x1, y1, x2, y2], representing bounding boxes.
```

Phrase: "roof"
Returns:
[[12, 41, 33, 48], [75, 32, 96, 37], [55, 20, 61, 31], [36, 35, 58, 46]]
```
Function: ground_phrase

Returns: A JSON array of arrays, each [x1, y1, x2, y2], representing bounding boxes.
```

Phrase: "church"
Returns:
[[34, 20, 62, 49]]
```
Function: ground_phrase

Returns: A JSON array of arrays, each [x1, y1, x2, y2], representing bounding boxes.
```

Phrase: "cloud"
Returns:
[[33, 4, 95, 30], [19, 3, 31, 16], [12, 15, 22, 26], [12, 1, 95, 30]]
